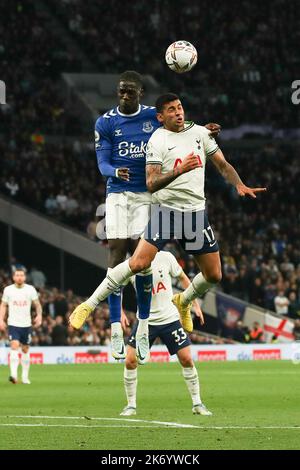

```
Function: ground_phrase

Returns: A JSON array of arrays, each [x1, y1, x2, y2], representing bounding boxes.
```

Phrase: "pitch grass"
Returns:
[[0, 360, 300, 450]]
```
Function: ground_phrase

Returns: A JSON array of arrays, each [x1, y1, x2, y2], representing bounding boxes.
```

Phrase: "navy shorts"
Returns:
[[128, 320, 191, 356], [8, 326, 32, 345], [144, 208, 219, 254]]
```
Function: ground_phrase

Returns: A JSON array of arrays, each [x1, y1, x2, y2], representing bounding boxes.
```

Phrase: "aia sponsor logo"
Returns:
[[198, 350, 227, 362], [12, 300, 28, 307], [74, 352, 108, 364], [253, 349, 281, 360], [150, 351, 170, 363]]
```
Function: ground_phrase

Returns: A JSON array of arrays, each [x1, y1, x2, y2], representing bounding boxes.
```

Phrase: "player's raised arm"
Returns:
[[0, 300, 8, 331], [210, 148, 267, 199], [32, 299, 42, 328], [146, 152, 200, 194]]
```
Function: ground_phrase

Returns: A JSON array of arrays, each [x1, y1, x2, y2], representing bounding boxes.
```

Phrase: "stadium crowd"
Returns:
[[55, 0, 300, 127], [1, 139, 300, 318], [0, 265, 221, 347]]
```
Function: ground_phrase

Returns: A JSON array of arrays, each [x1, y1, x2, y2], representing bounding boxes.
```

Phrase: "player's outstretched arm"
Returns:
[[0, 301, 7, 331], [146, 152, 200, 193], [205, 123, 221, 138], [32, 300, 42, 328], [211, 149, 267, 198]]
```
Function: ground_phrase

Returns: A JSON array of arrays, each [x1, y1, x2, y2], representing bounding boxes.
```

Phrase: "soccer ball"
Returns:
[[165, 41, 198, 73]]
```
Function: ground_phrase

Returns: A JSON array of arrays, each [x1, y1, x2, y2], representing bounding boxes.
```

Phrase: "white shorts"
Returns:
[[105, 191, 152, 239]]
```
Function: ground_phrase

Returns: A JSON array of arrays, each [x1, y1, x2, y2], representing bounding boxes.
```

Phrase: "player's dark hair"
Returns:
[[155, 93, 180, 113], [119, 71, 143, 88], [13, 268, 26, 274]]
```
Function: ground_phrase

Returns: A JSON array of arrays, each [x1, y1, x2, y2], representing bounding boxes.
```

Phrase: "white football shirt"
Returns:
[[146, 122, 219, 212], [2, 283, 38, 327], [135, 251, 183, 325]]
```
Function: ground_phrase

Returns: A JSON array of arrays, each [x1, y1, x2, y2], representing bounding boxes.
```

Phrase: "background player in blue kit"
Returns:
[[70, 72, 221, 364]]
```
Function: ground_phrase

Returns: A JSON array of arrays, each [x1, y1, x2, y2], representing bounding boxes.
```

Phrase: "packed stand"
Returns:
[[1, 137, 300, 317], [0, 264, 224, 346], [54, 0, 300, 127], [0, 0, 87, 138]]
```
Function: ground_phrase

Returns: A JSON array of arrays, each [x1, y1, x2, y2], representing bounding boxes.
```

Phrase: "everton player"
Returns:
[[70, 75, 220, 364]]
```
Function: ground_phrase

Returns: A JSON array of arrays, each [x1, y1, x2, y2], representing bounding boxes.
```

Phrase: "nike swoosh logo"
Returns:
[[168, 146, 176, 151], [178, 340, 186, 346], [137, 346, 145, 361], [209, 241, 217, 247]]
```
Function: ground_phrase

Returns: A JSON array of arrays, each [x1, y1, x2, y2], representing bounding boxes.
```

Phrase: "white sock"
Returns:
[[10, 350, 19, 379], [86, 260, 133, 308], [111, 322, 123, 337], [136, 318, 148, 337], [182, 366, 201, 406], [182, 273, 215, 306], [124, 367, 137, 408], [21, 352, 30, 382]]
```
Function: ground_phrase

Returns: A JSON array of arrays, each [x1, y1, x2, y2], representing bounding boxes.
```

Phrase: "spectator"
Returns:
[[45, 194, 59, 215], [293, 320, 300, 341], [274, 290, 290, 315], [249, 321, 264, 343], [28, 266, 47, 289], [51, 316, 68, 346], [232, 320, 250, 343], [5, 176, 19, 197], [288, 292, 300, 319]]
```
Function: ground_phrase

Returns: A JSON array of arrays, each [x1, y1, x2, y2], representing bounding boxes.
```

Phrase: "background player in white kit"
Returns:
[[0, 268, 42, 384], [120, 250, 212, 417]]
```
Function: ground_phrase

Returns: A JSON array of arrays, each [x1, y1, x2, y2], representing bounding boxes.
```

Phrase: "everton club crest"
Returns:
[[142, 121, 154, 133]]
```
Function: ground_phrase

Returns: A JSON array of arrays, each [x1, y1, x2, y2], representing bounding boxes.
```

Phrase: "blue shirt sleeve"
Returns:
[[95, 116, 115, 177]]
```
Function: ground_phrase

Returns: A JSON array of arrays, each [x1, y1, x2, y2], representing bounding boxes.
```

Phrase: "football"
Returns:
[[165, 40, 198, 73]]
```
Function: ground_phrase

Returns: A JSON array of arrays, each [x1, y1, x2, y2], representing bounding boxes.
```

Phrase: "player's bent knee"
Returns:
[[130, 258, 151, 273], [125, 358, 138, 370], [206, 270, 222, 284]]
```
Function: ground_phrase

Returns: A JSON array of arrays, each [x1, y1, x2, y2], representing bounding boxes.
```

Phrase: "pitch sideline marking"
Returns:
[[1, 416, 300, 430], [2, 415, 201, 429]]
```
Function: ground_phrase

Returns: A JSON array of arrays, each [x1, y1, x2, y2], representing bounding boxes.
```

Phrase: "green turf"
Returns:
[[0, 360, 299, 450]]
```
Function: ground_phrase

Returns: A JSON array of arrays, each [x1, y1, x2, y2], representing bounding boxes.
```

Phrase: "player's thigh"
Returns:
[[158, 321, 191, 356], [129, 239, 158, 272], [177, 346, 194, 368], [21, 344, 30, 353], [107, 238, 130, 267], [10, 340, 20, 350], [127, 192, 152, 240], [8, 326, 21, 348], [193, 251, 222, 283], [105, 193, 129, 239]]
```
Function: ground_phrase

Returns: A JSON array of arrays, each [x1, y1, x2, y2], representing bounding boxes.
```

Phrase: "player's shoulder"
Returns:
[[157, 250, 177, 265], [4, 283, 14, 292], [24, 283, 36, 292], [140, 104, 156, 117], [192, 123, 210, 136], [95, 107, 118, 129]]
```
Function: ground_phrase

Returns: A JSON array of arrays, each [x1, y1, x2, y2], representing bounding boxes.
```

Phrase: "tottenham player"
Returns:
[[70, 72, 220, 364], [120, 250, 212, 417], [0, 269, 42, 384], [70, 92, 266, 363]]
